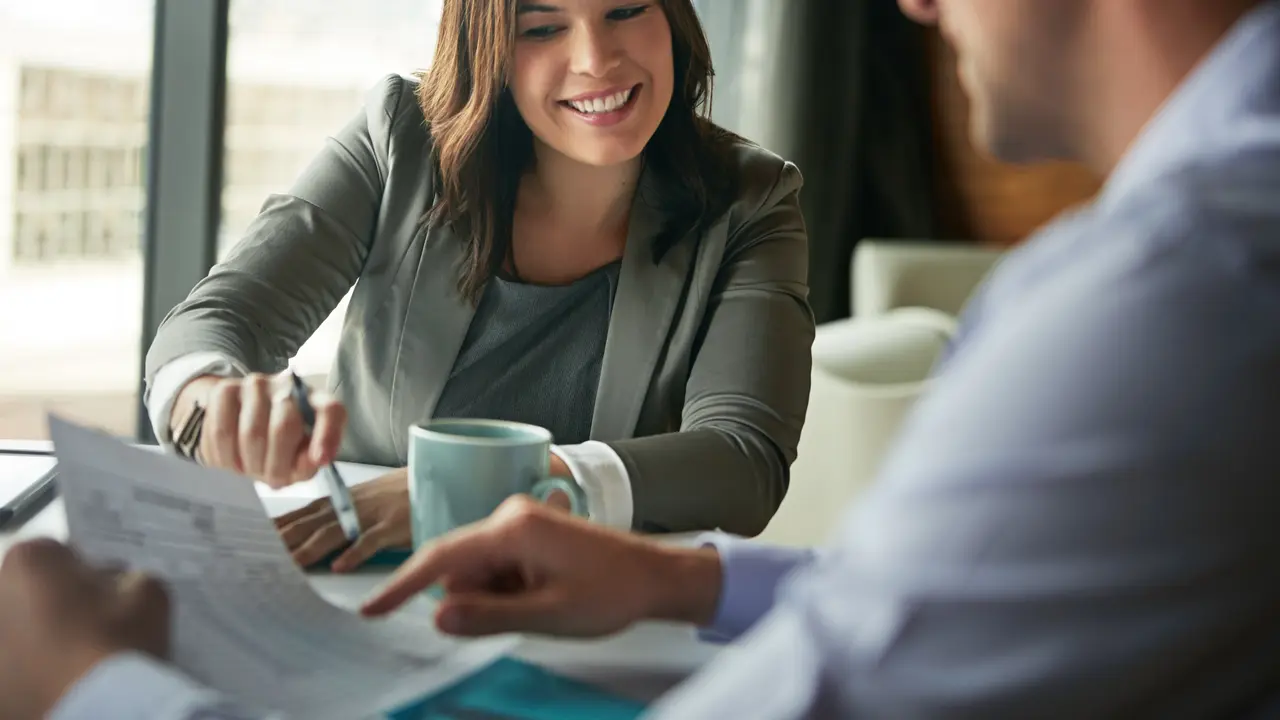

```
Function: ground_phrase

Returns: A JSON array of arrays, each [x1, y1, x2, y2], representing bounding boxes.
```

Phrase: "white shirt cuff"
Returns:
[[550, 441, 633, 529], [148, 352, 247, 449], [50, 651, 262, 719]]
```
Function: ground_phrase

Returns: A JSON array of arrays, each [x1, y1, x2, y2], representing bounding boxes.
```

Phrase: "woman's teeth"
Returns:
[[567, 88, 633, 114]]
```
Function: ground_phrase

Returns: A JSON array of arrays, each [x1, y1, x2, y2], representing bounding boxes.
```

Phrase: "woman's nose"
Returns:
[[569, 25, 623, 78]]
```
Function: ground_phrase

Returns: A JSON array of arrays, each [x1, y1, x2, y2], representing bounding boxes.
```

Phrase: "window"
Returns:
[[693, 0, 775, 143], [0, 0, 153, 440], [220, 0, 443, 379], [0, 1, 758, 442]]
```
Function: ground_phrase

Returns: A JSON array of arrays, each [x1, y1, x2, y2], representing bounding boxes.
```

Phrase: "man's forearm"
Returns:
[[638, 535, 818, 641], [645, 546, 724, 627]]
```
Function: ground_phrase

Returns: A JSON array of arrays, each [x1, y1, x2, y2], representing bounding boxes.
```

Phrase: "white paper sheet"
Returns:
[[48, 418, 513, 720]]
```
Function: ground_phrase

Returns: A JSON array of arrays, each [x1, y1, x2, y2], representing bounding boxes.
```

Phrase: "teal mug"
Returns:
[[407, 419, 586, 549]]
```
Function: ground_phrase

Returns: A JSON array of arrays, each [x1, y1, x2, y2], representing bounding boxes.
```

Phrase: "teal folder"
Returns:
[[301, 551, 645, 718], [387, 657, 647, 720], [306, 547, 414, 570]]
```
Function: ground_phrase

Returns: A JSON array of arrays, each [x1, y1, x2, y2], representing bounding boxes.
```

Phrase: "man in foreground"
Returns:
[[6, 0, 1280, 716]]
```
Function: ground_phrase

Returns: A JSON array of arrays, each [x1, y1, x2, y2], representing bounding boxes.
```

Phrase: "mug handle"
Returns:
[[530, 477, 587, 517]]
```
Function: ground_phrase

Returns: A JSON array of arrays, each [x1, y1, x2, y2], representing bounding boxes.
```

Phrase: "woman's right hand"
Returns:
[[171, 372, 347, 489]]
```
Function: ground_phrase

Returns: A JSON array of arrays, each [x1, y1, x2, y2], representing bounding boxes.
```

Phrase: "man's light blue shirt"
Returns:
[[53, 1, 1280, 717], [672, 1, 1280, 716]]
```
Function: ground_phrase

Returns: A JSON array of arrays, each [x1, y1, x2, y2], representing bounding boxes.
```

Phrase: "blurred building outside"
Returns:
[[0, 0, 441, 438]]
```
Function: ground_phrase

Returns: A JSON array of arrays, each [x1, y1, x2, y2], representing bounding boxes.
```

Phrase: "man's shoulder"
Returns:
[[1111, 137, 1280, 278], [969, 137, 1280, 346], [1132, 125, 1280, 212]]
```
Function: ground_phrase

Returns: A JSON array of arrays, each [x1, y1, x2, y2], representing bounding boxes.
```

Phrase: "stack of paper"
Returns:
[[49, 418, 512, 720]]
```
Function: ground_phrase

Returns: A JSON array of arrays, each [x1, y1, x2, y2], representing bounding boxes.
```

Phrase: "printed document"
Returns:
[[48, 417, 512, 720]]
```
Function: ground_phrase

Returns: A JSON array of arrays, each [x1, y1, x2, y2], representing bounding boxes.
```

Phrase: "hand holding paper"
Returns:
[[46, 417, 512, 720], [0, 538, 170, 720]]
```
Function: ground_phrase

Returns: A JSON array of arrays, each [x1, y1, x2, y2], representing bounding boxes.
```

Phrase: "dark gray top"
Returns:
[[432, 261, 621, 445]]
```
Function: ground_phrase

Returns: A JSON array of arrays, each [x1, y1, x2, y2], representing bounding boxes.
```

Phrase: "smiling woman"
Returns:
[[144, 0, 814, 571], [512, 1, 673, 161], [423, 0, 732, 299]]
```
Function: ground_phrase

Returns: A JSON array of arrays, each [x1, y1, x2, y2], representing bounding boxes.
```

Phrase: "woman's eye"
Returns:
[[607, 4, 650, 21], [521, 25, 563, 39], [519, 4, 647, 38]]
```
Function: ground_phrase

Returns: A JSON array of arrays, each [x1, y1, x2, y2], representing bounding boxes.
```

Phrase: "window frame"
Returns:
[[135, 0, 230, 441]]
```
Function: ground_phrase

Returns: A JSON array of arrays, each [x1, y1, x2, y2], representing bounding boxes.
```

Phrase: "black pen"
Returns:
[[0, 466, 58, 529]]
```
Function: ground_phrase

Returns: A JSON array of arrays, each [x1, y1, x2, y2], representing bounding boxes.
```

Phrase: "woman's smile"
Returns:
[[558, 83, 642, 127]]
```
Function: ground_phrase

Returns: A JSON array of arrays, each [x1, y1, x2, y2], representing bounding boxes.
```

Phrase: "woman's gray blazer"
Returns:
[[145, 74, 814, 536]]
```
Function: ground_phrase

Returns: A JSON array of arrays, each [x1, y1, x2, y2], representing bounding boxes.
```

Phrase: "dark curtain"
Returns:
[[702, 0, 940, 323]]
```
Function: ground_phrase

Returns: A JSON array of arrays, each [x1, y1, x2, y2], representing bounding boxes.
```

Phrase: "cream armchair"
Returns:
[[758, 240, 1005, 547], [852, 240, 1007, 318]]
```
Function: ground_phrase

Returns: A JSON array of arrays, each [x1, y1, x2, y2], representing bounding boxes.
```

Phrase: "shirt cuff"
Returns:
[[148, 352, 247, 449], [550, 441, 633, 529], [694, 532, 815, 643], [50, 651, 257, 719]]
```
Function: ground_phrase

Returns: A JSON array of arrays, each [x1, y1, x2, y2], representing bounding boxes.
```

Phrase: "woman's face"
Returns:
[[511, 0, 674, 168]]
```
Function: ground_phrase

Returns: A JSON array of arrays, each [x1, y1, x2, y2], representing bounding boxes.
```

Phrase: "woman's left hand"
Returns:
[[274, 468, 412, 572]]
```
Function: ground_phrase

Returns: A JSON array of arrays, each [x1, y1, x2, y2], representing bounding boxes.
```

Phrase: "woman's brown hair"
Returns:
[[418, 0, 736, 302]]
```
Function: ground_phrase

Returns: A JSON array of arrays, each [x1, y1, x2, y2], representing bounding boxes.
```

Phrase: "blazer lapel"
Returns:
[[387, 222, 476, 460], [591, 168, 694, 441]]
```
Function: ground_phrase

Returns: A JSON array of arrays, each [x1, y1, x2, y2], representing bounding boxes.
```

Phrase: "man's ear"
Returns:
[[897, 0, 941, 25]]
